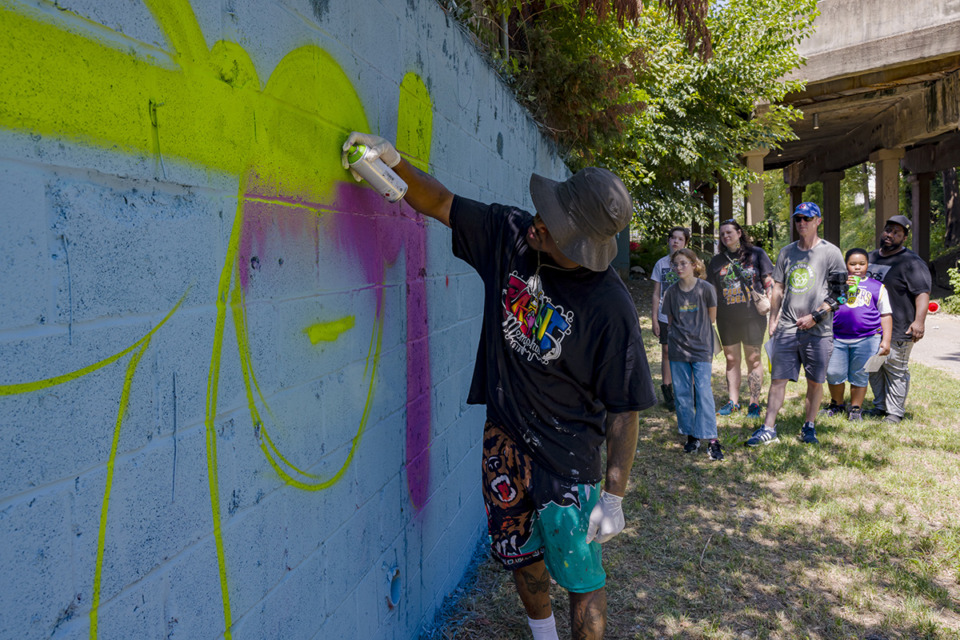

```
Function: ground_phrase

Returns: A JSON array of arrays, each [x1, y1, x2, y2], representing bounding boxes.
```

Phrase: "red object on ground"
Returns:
[[929, 301, 940, 313]]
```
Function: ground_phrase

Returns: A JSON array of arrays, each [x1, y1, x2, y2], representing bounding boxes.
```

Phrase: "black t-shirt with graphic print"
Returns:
[[450, 196, 656, 483], [706, 246, 773, 322], [866, 248, 932, 342]]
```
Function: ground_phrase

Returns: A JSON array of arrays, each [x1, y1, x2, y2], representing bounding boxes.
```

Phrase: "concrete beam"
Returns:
[[785, 70, 960, 185], [903, 134, 960, 173], [789, 0, 960, 85]]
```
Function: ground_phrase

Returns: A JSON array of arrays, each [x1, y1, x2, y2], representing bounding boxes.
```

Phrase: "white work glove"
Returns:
[[585, 491, 624, 544], [341, 132, 401, 182]]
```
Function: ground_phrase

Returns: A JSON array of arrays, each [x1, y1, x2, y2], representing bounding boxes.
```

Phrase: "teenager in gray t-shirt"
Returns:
[[772, 240, 846, 337]]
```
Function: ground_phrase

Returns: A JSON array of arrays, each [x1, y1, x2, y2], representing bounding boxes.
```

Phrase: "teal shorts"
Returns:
[[481, 422, 606, 593]]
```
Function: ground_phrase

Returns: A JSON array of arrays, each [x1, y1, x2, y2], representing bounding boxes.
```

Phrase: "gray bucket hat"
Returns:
[[529, 167, 632, 272]]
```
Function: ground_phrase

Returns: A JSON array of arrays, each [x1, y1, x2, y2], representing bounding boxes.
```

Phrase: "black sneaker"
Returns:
[[683, 436, 700, 453], [708, 439, 724, 461], [862, 407, 886, 419], [848, 406, 863, 421], [800, 421, 819, 444], [745, 426, 778, 446], [821, 401, 845, 418]]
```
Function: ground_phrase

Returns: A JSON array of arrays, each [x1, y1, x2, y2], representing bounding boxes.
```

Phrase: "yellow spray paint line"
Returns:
[[0, 294, 186, 396], [142, 0, 210, 66], [303, 317, 355, 344], [229, 275, 382, 490], [201, 182, 252, 640], [89, 337, 152, 639]]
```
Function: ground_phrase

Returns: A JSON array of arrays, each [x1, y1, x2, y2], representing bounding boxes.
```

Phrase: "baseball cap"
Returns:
[[886, 214, 912, 232], [529, 167, 633, 272], [792, 202, 821, 218]]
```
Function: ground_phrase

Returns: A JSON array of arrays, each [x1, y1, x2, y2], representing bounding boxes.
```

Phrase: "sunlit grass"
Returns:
[[425, 280, 960, 639]]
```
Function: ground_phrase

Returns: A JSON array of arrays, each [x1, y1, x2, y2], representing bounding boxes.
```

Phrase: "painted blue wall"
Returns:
[[0, 1, 567, 638]]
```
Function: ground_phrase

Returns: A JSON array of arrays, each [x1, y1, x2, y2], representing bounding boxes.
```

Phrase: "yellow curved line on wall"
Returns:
[[89, 338, 153, 637], [0, 2, 436, 638]]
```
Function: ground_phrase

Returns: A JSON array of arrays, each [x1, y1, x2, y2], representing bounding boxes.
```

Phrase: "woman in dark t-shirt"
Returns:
[[706, 219, 773, 419]]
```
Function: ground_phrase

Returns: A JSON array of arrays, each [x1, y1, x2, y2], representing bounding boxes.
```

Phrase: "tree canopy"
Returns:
[[440, 0, 818, 237]]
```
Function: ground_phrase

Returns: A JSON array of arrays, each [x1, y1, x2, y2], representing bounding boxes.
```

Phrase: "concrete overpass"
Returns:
[[761, 0, 960, 260]]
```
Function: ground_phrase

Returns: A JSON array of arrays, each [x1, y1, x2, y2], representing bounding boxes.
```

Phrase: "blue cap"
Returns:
[[792, 202, 821, 218]]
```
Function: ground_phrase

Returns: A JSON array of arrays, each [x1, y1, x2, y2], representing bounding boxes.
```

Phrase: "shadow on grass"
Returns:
[[425, 279, 960, 640]]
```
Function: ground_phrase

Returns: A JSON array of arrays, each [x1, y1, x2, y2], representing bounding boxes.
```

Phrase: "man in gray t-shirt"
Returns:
[[746, 202, 845, 447]]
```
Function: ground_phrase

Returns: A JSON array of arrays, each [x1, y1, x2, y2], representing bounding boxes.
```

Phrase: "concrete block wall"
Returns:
[[0, 1, 568, 639]]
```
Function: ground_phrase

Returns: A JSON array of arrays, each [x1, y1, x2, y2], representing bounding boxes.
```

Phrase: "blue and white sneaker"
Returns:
[[799, 421, 819, 444], [745, 426, 778, 447], [717, 401, 741, 416]]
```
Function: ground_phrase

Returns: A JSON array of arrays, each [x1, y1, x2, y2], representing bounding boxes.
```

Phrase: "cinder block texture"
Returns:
[[0, 1, 568, 638]]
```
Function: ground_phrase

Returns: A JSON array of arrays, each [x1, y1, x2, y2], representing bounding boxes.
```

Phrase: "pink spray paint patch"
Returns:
[[330, 182, 432, 510]]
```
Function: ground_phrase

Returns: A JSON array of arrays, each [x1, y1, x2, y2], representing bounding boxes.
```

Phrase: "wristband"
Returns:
[[811, 310, 824, 324]]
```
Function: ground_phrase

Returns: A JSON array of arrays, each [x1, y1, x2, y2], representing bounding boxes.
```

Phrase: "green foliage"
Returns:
[[942, 264, 960, 314], [441, 0, 818, 240]]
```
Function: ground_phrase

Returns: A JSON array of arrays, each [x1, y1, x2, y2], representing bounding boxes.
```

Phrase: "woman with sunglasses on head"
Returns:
[[706, 219, 774, 419]]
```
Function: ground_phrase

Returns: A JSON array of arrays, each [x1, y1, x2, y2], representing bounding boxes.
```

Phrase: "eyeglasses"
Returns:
[[720, 219, 737, 226], [673, 260, 692, 268], [794, 216, 815, 223]]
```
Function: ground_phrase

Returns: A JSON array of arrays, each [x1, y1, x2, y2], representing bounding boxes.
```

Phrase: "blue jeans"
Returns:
[[827, 334, 880, 387], [669, 360, 717, 440]]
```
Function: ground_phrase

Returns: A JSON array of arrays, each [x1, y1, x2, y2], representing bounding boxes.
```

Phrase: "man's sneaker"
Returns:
[[746, 426, 778, 446], [882, 414, 902, 424], [708, 439, 724, 461], [848, 406, 863, 421], [800, 421, 819, 444], [862, 407, 886, 419], [717, 401, 741, 416], [746, 403, 762, 418], [683, 436, 701, 453], [821, 401, 846, 418]]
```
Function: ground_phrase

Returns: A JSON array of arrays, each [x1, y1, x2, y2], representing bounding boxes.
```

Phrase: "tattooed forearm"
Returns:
[[748, 368, 763, 403]]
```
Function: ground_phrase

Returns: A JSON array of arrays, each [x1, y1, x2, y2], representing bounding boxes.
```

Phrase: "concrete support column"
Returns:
[[743, 149, 769, 225], [719, 177, 734, 223], [821, 171, 844, 247], [789, 185, 806, 243], [697, 183, 717, 253], [909, 172, 933, 262], [869, 148, 905, 243]]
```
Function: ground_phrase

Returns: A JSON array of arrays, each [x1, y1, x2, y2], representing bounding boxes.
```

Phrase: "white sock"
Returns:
[[528, 613, 560, 640]]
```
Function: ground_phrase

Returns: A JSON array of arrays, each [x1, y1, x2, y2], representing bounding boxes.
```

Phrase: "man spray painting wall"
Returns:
[[342, 131, 658, 640]]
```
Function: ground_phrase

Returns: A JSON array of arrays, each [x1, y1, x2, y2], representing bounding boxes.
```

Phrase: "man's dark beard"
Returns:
[[881, 237, 903, 252]]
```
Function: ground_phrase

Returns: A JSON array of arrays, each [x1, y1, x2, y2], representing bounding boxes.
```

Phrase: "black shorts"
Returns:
[[658, 323, 670, 346], [717, 314, 765, 347]]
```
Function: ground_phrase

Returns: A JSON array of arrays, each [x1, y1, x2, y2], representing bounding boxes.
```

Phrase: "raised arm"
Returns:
[[341, 132, 453, 226]]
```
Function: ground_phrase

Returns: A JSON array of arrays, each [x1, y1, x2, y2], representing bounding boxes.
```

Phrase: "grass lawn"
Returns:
[[426, 278, 960, 640]]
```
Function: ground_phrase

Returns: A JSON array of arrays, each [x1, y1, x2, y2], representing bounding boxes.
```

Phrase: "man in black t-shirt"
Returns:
[[863, 215, 931, 423], [342, 133, 656, 640]]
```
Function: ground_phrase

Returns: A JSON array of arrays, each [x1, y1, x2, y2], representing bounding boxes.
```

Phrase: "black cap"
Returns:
[[886, 215, 912, 232]]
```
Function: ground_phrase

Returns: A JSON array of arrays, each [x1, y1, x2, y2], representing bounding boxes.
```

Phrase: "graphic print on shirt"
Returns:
[[787, 261, 815, 293], [502, 272, 574, 364], [845, 287, 875, 309], [718, 263, 750, 305], [677, 301, 701, 314], [866, 264, 892, 283]]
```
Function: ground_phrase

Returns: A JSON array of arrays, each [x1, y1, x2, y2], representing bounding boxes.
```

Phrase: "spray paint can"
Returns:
[[345, 144, 408, 202]]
